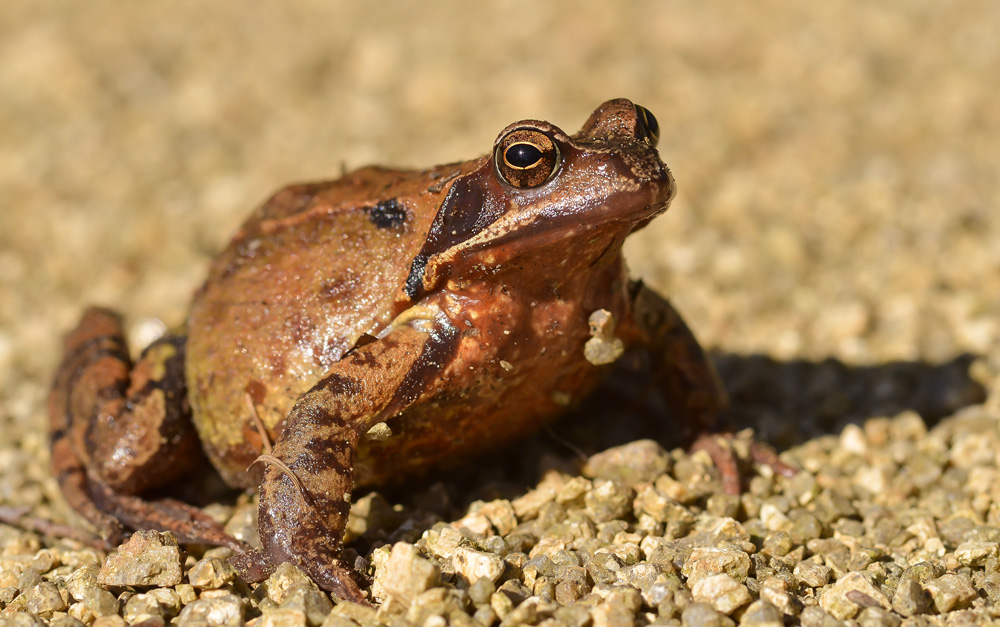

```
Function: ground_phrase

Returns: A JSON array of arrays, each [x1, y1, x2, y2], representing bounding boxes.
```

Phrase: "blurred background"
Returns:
[[0, 2, 997, 495]]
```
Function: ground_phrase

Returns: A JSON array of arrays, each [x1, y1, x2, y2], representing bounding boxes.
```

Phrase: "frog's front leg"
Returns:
[[50, 307, 244, 549], [623, 282, 729, 433], [622, 282, 795, 493], [238, 317, 460, 602]]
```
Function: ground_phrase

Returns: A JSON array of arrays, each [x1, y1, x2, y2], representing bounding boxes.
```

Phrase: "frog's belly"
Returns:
[[352, 354, 605, 487]]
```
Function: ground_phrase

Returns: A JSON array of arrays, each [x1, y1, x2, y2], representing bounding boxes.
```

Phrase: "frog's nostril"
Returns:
[[634, 104, 660, 148]]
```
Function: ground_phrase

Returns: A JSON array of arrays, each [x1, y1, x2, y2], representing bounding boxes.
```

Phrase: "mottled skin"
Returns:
[[50, 100, 732, 601]]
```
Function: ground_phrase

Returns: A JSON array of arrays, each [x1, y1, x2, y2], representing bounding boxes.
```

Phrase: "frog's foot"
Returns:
[[0, 505, 113, 551], [89, 478, 249, 551], [304, 556, 370, 605], [252, 454, 371, 603], [748, 438, 798, 480], [691, 431, 797, 495], [229, 548, 273, 583], [230, 547, 370, 605]]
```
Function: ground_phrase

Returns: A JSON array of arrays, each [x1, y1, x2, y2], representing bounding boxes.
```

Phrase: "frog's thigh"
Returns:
[[623, 282, 729, 435], [50, 308, 201, 500], [50, 309, 127, 541]]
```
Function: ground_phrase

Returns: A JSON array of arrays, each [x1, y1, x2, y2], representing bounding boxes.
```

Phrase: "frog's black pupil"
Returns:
[[506, 143, 542, 168]]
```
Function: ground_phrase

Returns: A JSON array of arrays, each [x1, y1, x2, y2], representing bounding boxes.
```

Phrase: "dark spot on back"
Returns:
[[367, 199, 407, 229]]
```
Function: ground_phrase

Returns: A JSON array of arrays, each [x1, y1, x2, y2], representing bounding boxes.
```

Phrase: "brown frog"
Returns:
[[50, 99, 743, 601]]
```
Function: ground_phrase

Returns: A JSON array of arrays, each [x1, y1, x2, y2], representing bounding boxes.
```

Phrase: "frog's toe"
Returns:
[[306, 558, 370, 605], [691, 431, 797, 495], [231, 549, 370, 605], [230, 548, 274, 584], [748, 439, 798, 479]]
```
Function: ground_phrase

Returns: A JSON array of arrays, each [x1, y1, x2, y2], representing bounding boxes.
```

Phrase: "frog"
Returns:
[[50, 99, 755, 602]]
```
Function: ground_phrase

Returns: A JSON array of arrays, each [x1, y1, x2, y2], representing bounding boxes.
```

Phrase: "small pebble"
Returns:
[[279, 585, 333, 626], [819, 572, 890, 620], [452, 546, 504, 584], [175, 594, 244, 627], [681, 602, 735, 627], [371, 542, 441, 604], [923, 573, 977, 613], [259, 608, 307, 627], [589, 597, 634, 627], [585, 480, 634, 523], [583, 440, 671, 486], [682, 547, 752, 584], [187, 556, 237, 589], [261, 563, 317, 605], [856, 606, 902, 627], [123, 593, 163, 623], [97, 531, 184, 588], [890, 577, 930, 617], [691, 573, 750, 615], [737, 600, 783, 627], [798, 606, 843, 627]]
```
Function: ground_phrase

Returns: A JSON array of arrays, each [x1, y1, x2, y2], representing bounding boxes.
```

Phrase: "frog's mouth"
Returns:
[[453, 191, 674, 275], [476, 165, 675, 252], [406, 186, 673, 302], [628, 198, 673, 233]]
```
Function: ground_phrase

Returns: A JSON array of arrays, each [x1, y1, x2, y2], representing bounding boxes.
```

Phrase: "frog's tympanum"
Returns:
[[51, 100, 738, 601]]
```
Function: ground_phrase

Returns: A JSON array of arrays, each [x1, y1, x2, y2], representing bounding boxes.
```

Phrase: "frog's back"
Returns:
[[185, 162, 480, 486]]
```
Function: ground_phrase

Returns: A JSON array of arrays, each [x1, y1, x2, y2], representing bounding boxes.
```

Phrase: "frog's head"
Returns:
[[405, 98, 675, 300]]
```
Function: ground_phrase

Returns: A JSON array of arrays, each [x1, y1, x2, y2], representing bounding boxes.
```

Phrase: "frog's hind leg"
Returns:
[[49, 307, 243, 549]]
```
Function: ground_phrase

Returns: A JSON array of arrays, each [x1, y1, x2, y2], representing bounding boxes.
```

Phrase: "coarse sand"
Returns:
[[1, 2, 998, 624]]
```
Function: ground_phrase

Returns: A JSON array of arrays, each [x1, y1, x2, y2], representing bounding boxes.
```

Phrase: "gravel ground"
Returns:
[[1, 2, 999, 626]]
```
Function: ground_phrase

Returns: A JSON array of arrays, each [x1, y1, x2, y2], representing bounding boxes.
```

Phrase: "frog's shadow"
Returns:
[[169, 352, 985, 553], [373, 351, 985, 524]]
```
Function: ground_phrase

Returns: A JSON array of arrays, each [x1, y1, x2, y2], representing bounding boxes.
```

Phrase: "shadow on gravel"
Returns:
[[144, 349, 988, 555], [374, 351, 986, 528], [530, 351, 987, 461], [713, 351, 987, 448]]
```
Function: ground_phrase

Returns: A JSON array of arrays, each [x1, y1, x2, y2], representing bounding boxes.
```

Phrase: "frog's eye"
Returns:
[[495, 129, 560, 189], [634, 104, 660, 148]]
